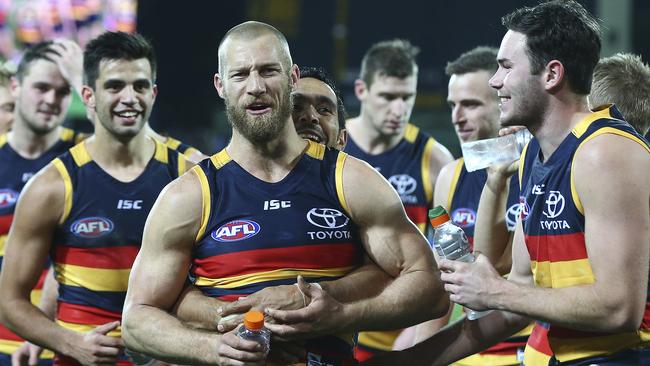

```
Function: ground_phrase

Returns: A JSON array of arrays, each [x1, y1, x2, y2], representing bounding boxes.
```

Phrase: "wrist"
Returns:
[[487, 277, 517, 311]]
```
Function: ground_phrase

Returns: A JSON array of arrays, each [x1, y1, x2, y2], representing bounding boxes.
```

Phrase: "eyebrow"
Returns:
[[293, 92, 337, 107]]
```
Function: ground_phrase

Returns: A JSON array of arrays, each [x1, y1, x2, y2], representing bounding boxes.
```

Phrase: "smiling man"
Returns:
[[293, 66, 347, 150], [0, 32, 189, 366]]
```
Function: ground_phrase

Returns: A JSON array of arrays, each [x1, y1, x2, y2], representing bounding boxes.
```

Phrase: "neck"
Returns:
[[144, 123, 168, 144], [85, 123, 155, 182], [226, 119, 307, 183], [346, 114, 404, 154], [532, 95, 591, 162], [7, 119, 62, 159]]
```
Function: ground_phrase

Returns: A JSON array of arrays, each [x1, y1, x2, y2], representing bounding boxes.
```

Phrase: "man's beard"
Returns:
[[226, 89, 293, 144]]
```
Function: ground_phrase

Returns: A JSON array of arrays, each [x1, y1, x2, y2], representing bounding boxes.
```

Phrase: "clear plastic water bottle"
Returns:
[[461, 128, 532, 172], [429, 205, 490, 320], [237, 310, 271, 356]]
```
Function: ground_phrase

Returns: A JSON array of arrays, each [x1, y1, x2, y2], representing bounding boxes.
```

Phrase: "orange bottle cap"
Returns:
[[244, 310, 264, 330]]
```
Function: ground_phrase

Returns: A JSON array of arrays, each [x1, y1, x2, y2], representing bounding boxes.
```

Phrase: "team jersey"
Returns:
[[164, 136, 200, 158], [191, 141, 362, 366], [519, 105, 650, 365], [0, 128, 81, 361], [446, 158, 531, 366], [345, 123, 437, 359], [51, 139, 185, 366]]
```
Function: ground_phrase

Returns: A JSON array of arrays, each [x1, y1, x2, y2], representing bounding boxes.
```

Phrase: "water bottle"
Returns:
[[236, 311, 271, 356], [429, 205, 490, 320], [461, 128, 532, 172]]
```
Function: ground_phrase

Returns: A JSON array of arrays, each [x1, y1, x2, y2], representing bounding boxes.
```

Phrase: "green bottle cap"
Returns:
[[429, 205, 448, 219]]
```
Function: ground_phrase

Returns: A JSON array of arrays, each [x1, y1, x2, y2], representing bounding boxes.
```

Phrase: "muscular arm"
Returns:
[[0, 166, 81, 355], [122, 170, 262, 365], [484, 134, 649, 331], [332, 156, 449, 331]]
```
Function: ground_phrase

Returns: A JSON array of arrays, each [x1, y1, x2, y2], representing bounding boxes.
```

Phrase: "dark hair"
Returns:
[[591, 53, 650, 134], [445, 46, 498, 76], [502, 0, 601, 95], [16, 41, 56, 82], [359, 39, 419, 87], [84, 31, 156, 88], [299, 66, 347, 130]]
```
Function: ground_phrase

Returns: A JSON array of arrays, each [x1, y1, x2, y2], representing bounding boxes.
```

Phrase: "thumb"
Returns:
[[296, 275, 320, 298], [92, 321, 120, 335], [27, 347, 38, 366]]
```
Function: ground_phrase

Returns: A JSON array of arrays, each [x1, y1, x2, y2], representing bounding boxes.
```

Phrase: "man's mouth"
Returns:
[[297, 128, 325, 144], [246, 102, 271, 115], [114, 110, 142, 124]]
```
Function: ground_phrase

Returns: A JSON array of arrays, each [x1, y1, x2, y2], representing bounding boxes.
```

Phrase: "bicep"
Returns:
[[342, 157, 436, 277], [434, 161, 457, 210], [1, 167, 63, 296], [126, 174, 203, 311], [429, 145, 455, 205]]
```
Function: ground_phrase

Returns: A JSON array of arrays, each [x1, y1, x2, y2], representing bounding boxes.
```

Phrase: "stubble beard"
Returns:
[[226, 85, 293, 144]]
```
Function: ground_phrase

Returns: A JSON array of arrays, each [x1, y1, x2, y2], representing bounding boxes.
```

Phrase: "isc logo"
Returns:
[[71, 217, 114, 238], [451, 208, 476, 228], [0, 189, 18, 208], [211, 220, 260, 242], [117, 199, 143, 210]]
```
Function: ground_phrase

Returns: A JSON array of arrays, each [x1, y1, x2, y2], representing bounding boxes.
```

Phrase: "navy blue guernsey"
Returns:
[[50, 139, 185, 357], [191, 140, 362, 366]]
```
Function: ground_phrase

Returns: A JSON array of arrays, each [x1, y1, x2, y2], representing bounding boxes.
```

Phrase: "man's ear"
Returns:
[[81, 85, 95, 109], [544, 59, 565, 91], [336, 129, 348, 150], [354, 79, 368, 101], [214, 73, 225, 99]]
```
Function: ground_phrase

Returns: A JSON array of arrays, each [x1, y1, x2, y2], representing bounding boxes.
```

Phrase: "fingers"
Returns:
[[219, 298, 253, 318], [218, 313, 244, 333], [296, 275, 321, 299], [265, 306, 314, 325], [264, 322, 307, 339], [92, 321, 121, 335], [28, 346, 39, 366], [10, 348, 27, 366], [218, 332, 266, 364]]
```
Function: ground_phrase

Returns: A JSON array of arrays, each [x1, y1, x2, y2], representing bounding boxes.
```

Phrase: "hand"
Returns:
[[68, 321, 124, 366], [217, 282, 305, 333], [264, 276, 345, 340], [11, 342, 43, 366], [46, 39, 84, 95], [216, 327, 267, 366], [438, 253, 504, 311]]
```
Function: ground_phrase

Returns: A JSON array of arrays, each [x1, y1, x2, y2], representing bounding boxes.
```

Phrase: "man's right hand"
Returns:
[[11, 342, 43, 366], [68, 321, 124, 366], [216, 327, 267, 366]]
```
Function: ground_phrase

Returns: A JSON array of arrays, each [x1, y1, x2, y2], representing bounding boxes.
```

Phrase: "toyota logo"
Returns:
[[307, 208, 349, 229], [505, 203, 522, 230], [543, 191, 565, 219], [388, 174, 417, 195]]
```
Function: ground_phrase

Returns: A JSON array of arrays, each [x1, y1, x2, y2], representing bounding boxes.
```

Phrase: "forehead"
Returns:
[[448, 71, 495, 100], [369, 74, 417, 94], [97, 58, 153, 80], [294, 78, 336, 103], [22, 59, 65, 83], [221, 34, 287, 72], [498, 30, 528, 61]]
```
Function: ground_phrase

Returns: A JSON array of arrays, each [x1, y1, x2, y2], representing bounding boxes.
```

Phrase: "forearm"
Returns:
[[319, 262, 392, 303], [474, 175, 511, 273], [404, 309, 529, 366], [37, 268, 58, 319], [172, 283, 230, 330], [494, 279, 636, 332], [339, 268, 448, 332], [123, 304, 220, 365], [0, 296, 79, 356]]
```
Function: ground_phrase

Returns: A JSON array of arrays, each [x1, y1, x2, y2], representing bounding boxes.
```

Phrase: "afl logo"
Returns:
[[307, 208, 349, 229], [0, 189, 19, 208], [451, 208, 476, 228], [71, 217, 114, 238], [388, 174, 417, 195], [212, 220, 261, 242], [519, 196, 531, 221]]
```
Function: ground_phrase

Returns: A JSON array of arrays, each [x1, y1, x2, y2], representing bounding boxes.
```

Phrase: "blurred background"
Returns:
[[1, 0, 648, 157]]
